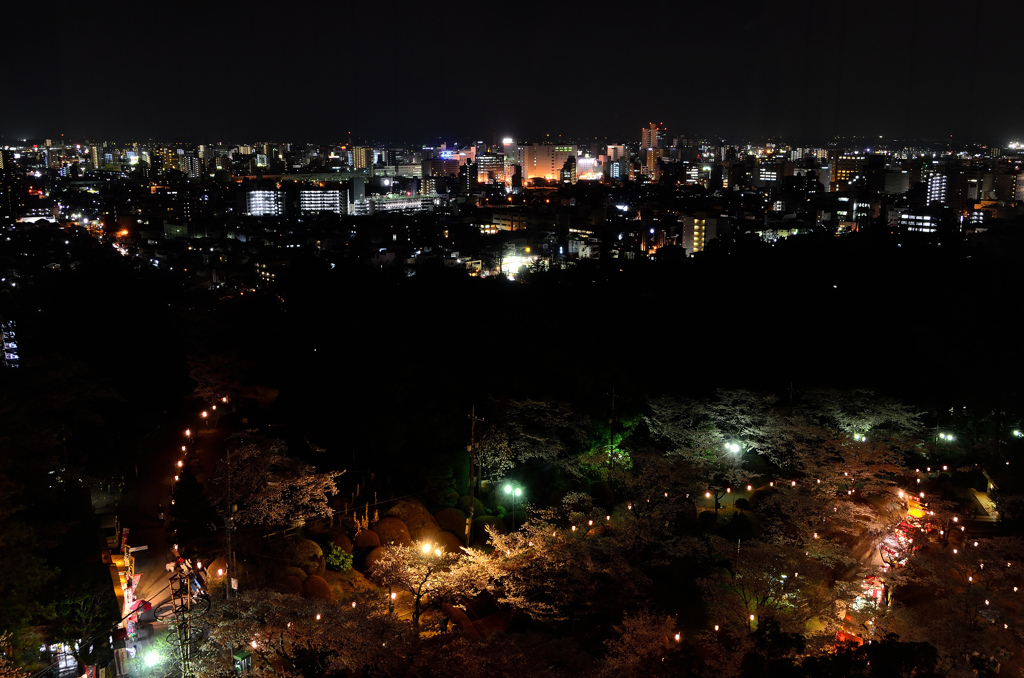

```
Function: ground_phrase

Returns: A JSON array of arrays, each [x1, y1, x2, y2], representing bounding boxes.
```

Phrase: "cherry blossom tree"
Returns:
[[195, 590, 414, 677], [207, 430, 342, 529], [0, 633, 26, 678], [368, 540, 484, 628], [600, 611, 687, 678], [480, 399, 590, 477]]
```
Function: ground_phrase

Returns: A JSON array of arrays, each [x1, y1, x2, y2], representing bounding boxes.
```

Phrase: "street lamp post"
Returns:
[[504, 483, 523, 530]]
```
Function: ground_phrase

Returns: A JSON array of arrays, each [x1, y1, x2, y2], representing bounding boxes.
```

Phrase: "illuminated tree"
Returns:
[[481, 399, 590, 477], [475, 428, 516, 484], [698, 538, 835, 643], [0, 632, 26, 678], [207, 430, 341, 529], [50, 567, 118, 675], [368, 540, 483, 628], [645, 396, 753, 508], [462, 514, 645, 625], [601, 611, 685, 678], [605, 451, 708, 565], [804, 388, 924, 440], [195, 590, 415, 677], [881, 536, 1024, 675]]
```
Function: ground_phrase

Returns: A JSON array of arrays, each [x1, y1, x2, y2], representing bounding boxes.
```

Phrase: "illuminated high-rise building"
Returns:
[[476, 153, 505, 183], [830, 152, 866, 191], [299, 189, 343, 214], [681, 215, 718, 255], [560, 156, 577, 184], [182, 153, 202, 178], [641, 123, 665, 178], [245, 190, 285, 216], [641, 123, 662, 151], [353, 146, 374, 170], [505, 143, 577, 184]]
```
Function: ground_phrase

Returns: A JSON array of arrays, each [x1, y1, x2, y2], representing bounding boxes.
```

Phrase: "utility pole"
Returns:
[[225, 442, 234, 600], [466, 407, 483, 547]]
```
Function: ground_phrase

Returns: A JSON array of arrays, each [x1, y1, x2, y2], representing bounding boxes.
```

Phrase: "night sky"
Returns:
[[4, 0, 1023, 145]]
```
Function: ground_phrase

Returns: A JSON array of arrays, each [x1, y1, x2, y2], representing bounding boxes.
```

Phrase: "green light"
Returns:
[[504, 484, 512, 494]]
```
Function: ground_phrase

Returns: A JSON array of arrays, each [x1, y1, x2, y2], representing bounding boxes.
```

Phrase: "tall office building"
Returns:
[[641, 123, 665, 179], [476, 153, 505, 183], [641, 122, 662, 151]]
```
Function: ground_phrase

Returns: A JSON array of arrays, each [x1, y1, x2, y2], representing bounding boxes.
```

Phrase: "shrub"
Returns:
[[386, 499, 441, 540], [698, 511, 719, 529], [288, 539, 325, 576], [373, 516, 412, 546], [353, 529, 381, 550], [284, 566, 308, 582], [435, 531, 465, 553], [325, 542, 353, 572], [333, 532, 353, 554], [302, 575, 334, 602], [589, 481, 614, 508], [434, 508, 467, 535], [364, 545, 386, 572], [734, 497, 751, 511], [473, 515, 507, 540], [457, 495, 486, 520], [281, 575, 303, 595]]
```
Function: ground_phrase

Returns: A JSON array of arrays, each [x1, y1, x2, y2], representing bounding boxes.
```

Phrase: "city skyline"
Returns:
[[5, 0, 1024, 144]]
